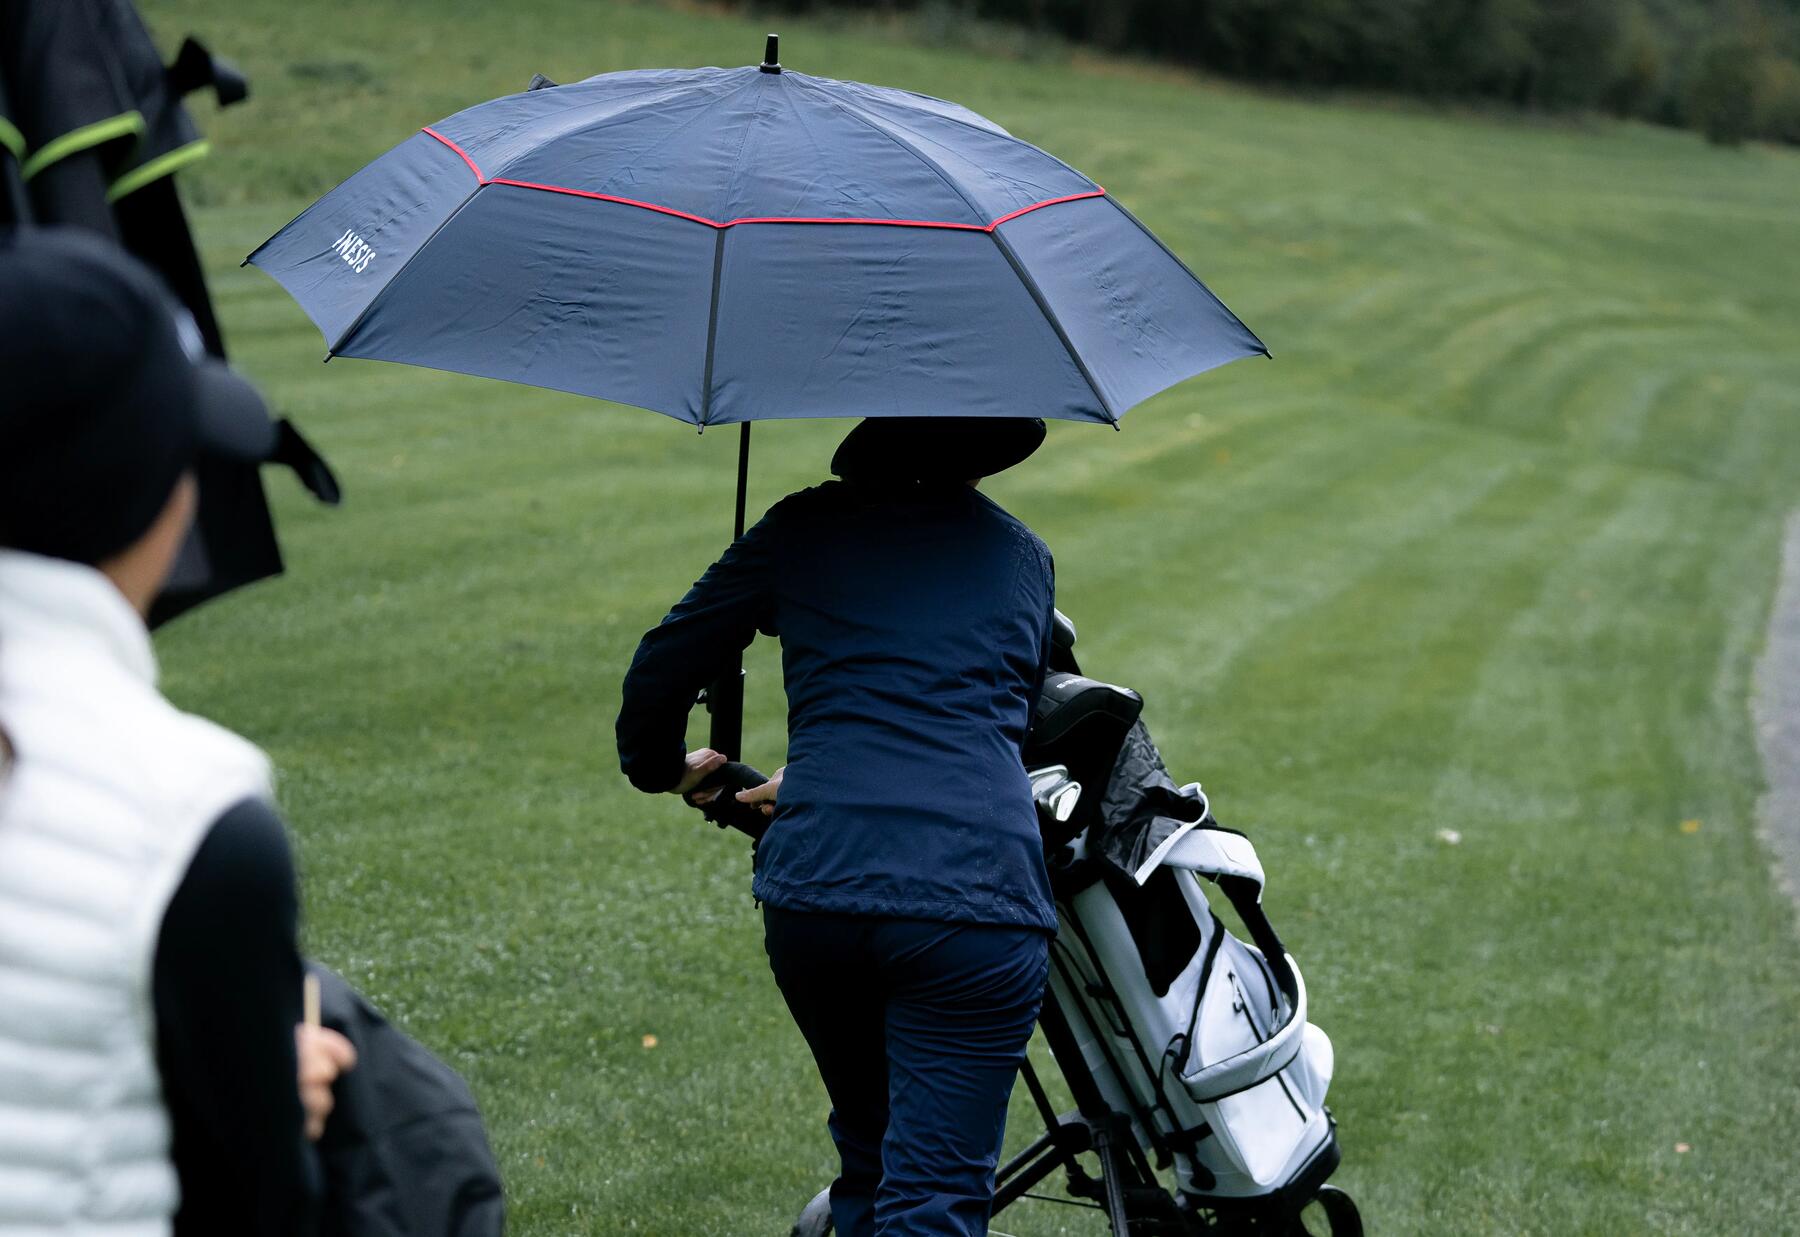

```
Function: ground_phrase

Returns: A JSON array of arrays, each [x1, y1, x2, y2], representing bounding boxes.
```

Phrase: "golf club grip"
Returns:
[[687, 761, 771, 840]]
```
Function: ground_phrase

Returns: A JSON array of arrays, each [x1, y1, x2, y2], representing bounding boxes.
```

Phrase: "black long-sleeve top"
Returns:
[[152, 796, 319, 1236]]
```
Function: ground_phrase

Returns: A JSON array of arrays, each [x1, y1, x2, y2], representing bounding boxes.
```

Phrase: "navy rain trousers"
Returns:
[[764, 908, 1050, 1237]]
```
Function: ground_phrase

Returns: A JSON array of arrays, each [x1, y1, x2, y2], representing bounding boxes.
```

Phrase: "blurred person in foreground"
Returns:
[[0, 228, 354, 1235], [617, 418, 1056, 1237]]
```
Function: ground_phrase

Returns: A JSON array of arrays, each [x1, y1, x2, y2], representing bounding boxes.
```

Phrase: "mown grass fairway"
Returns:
[[139, 1, 1800, 1232]]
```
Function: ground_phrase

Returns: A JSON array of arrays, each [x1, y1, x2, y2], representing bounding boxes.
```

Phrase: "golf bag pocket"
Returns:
[[1177, 924, 1319, 1188]]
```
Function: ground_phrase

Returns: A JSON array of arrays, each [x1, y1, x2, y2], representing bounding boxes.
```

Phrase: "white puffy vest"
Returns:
[[0, 551, 273, 1235]]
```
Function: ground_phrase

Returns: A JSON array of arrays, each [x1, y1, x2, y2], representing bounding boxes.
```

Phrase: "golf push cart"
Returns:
[[693, 612, 1362, 1236]]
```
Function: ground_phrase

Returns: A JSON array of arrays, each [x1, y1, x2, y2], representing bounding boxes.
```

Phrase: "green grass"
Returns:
[[138, 1, 1800, 1232]]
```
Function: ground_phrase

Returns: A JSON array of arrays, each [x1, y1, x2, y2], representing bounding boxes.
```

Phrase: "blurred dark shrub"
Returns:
[[746, 0, 1800, 145], [1758, 52, 1800, 140], [1689, 33, 1763, 143], [1602, 2, 1667, 118]]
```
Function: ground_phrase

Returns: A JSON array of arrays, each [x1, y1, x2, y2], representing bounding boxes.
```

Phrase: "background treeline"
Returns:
[[754, 0, 1800, 145]]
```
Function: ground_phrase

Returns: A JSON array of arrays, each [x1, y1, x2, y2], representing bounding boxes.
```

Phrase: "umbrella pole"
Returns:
[[733, 421, 752, 540], [705, 423, 752, 759]]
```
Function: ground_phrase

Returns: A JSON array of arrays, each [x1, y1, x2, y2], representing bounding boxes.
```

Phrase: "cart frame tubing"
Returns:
[[993, 988, 1168, 1235]]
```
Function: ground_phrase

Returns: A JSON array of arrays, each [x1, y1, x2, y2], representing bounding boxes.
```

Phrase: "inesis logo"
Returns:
[[329, 227, 377, 274]]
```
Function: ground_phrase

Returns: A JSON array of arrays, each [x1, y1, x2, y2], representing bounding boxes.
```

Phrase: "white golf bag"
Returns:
[[996, 609, 1359, 1233], [1040, 775, 1340, 1200]]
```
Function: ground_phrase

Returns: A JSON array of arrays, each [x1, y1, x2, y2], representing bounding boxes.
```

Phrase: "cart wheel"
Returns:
[[791, 1187, 833, 1236], [1289, 1185, 1362, 1237]]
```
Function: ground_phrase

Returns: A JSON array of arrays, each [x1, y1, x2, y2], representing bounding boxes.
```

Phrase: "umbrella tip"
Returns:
[[760, 33, 781, 73]]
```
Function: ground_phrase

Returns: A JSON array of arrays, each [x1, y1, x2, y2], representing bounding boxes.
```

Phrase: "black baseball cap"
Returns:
[[0, 227, 277, 565], [831, 416, 1046, 485]]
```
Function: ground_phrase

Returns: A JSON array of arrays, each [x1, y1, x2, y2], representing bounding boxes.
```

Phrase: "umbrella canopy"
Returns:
[[247, 41, 1266, 429], [248, 39, 1268, 758]]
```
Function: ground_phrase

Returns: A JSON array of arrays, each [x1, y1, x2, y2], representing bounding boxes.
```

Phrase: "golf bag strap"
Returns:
[[1152, 813, 1264, 888], [1157, 825, 1284, 985]]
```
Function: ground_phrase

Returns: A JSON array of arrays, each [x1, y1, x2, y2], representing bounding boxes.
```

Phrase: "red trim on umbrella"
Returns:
[[421, 126, 1103, 232], [487, 178, 723, 227], [987, 191, 1108, 228], [422, 126, 484, 181], [721, 213, 990, 232]]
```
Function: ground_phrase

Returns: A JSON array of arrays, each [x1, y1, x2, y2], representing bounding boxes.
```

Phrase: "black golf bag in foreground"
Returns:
[[694, 613, 1361, 1236]]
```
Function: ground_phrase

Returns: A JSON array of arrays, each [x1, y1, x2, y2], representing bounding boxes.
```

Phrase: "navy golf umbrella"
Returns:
[[248, 36, 1266, 751]]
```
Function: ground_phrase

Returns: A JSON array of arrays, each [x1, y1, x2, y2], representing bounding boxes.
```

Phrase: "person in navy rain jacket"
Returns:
[[616, 416, 1057, 1237]]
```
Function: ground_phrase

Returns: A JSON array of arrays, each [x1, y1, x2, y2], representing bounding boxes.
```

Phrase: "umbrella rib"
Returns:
[[828, 77, 1016, 141], [988, 227, 1117, 425], [482, 80, 744, 186], [827, 80, 1103, 197], [699, 228, 727, 427], [326, 149, 488, 355], [1101, 195, 1271, 360], [792, 73, 989, 228]]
